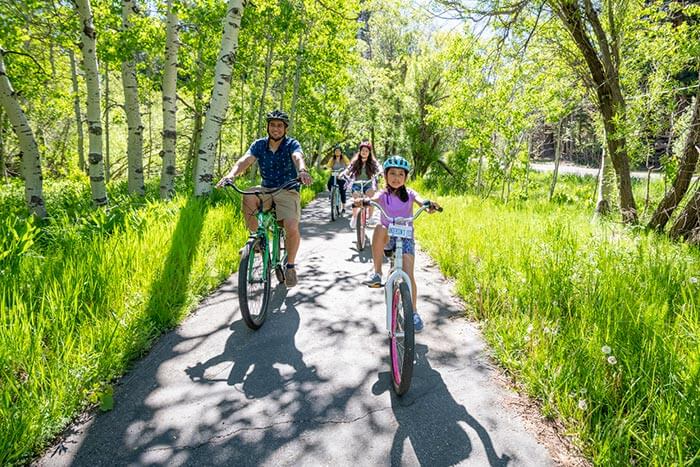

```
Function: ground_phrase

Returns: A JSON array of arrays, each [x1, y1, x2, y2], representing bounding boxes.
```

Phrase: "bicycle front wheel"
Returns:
[[356, 208, 366, 250], [389, 280, 415, 395], [238, 237, 271, 329], [330, 187, 338, 221]]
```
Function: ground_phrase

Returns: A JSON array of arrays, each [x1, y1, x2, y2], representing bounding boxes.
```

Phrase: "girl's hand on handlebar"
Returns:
[[426, 200, 443, 213]]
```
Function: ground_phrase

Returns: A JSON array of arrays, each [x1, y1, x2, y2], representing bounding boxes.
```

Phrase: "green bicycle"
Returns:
[[223, 178, 299, 329]]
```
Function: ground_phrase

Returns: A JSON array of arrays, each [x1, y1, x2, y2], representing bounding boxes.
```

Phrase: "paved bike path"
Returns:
[[36, 193, 565, 466]]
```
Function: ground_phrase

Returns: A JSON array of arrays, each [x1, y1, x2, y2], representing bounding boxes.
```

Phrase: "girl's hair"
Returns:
[[384, 169, 409, 202], [347, 150, 379, 178]]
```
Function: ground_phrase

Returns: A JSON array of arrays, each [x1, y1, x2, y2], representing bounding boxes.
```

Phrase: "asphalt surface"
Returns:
[[36, 193, 555, 467]]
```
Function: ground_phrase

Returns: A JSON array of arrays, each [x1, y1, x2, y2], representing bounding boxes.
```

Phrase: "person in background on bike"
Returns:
[[358, 155, 441, 332], [342, 140, 380, 227], [216, 109, 312, 288], [325, 145, 350, 211]]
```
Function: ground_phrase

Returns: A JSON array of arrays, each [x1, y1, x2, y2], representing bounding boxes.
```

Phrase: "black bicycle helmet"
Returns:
[[266, 109, 290, 126]]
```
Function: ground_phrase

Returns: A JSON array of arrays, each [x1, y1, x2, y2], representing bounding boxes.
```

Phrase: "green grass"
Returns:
[[0, 172, 325, 465], [415, 176, 700, 466]]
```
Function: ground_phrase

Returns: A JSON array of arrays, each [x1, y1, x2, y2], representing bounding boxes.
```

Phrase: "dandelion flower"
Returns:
[[607, 356, 617, 365], [690, 277, 698, 284], [578, 399, 588, 410], [602, 345, 612, 355], [526, 324, 533, 334]]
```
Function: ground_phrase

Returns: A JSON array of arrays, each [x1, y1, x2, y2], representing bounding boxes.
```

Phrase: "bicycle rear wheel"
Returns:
[[356, 208, 366, 250], [389, 280, 415, 395], [238, 237, 271, 329]]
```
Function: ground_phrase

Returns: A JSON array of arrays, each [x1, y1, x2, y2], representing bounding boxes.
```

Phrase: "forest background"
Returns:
[[0, 0, 698, 465]]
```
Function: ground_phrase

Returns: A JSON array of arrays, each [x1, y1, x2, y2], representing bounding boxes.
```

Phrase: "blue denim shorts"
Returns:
[[386, 236, 415, 256], [351, 182, 372, 194]]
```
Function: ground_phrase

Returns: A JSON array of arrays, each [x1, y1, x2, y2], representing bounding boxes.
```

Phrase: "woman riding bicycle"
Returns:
[[359, 155, 441, 333], [342, 141, 381, 227], [326, 145, 350, 211]]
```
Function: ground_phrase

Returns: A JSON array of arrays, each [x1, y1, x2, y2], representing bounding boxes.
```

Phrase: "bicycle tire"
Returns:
[[238, 237, 271, 330], [274, 230, 286, 284], [330, 187, 338, 221], [389, 280, 415, 395], [356, 207, 366, 250], [334, 188, 342, 219]]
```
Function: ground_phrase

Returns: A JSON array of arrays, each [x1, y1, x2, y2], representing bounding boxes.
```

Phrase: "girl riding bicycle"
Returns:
[[326, 145, 350, 209], [342, 141, 381, 227], [360, 155, 441, 333]]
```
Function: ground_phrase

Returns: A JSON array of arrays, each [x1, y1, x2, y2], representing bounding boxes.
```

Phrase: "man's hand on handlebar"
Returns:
[[299, 170, 312, 186], [216, 175, 235, 189]]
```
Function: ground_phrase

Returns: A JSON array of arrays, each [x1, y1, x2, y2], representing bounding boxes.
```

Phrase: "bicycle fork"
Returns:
[[384, 268, 413, 335]]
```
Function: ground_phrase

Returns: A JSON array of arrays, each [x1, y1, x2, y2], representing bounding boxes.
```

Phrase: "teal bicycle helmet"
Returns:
[[383, 155, 411, 172]]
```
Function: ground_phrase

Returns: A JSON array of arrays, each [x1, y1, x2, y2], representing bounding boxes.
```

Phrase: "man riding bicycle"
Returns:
[[216, 109, 313, 287]]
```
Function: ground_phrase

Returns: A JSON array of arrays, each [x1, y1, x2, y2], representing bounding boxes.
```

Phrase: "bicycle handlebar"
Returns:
[[220, 177, 301, 196], [363, 199, 442, 223]]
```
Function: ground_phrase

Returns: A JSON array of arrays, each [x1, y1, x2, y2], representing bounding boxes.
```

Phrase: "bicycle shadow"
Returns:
[[372, 343, 511, 467]]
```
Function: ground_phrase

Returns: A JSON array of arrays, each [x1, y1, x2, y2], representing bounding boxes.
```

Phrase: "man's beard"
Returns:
[[268, 130, 285, 142]]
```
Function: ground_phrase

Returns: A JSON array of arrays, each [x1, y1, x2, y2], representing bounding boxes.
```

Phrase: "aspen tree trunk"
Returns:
[[0, 50, 47, 217], [69, 49, 86, 173], [289, 32, 306, 131], [194, 0, 245, 196], [256, 41, 274, 137], [160, 0, 179, 199], [549, 121, 563, 200], [277, 29, 292, 109], [104, 62, 111, 182], [76, 0, 108, 205], [595, 147, 617, 216], [186, 49, 205, 180], [121, 0, 145, 195], [0, 108, 6, 180]]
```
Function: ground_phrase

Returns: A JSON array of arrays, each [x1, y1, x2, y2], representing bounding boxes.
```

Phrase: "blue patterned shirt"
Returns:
[[248, 136, 303, 190]]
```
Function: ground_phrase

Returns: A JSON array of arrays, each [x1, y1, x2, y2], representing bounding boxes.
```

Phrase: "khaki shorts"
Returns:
[[248, 188, 300, 221]]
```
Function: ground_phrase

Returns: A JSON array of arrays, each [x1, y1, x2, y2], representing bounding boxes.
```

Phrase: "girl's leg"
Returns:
[[371, 226, 388, 274], [338, 179, 347, 204], [366, 188, 376, 218], [403, 253, 417, 308], [351, 191, 361, 219]]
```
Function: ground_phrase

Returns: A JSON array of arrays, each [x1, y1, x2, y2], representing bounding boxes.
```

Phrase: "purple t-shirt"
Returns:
[[376, 188, 417, 228]]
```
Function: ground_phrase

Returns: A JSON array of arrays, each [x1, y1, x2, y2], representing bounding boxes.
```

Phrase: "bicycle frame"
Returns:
[[224, 178, 299, 273], [367, 201, 432, 334]]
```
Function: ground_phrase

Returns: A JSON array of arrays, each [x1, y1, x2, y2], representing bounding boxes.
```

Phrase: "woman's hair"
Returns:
[[384, 169, 409, 202], [347, 150, 379, 178]]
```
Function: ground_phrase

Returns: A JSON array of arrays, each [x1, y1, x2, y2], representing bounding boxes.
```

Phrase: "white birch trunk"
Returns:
[[0, 50, 47, 217], [0, 108, 6, 180], [160, 0, 179, 199], [289, 32, 306, 131], [595, 147, 617, 217], [121, 0, 145, 195], [76, 0, 108, 206], [69, 49, 86, 173], [194, 0, 245, 196]]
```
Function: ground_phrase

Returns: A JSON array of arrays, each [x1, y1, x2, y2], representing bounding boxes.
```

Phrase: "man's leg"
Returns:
[[242, 194, 261, 232], [284, 218, 301, 264], [274, 190, 302, 287]]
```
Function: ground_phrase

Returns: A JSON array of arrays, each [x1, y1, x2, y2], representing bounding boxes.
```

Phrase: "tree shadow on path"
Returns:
[[373, 343, 511, 467]]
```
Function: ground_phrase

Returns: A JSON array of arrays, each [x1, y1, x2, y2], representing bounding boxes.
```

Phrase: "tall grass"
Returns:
[[415, 179, 699, 465], [0, 173, 324, 465]]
